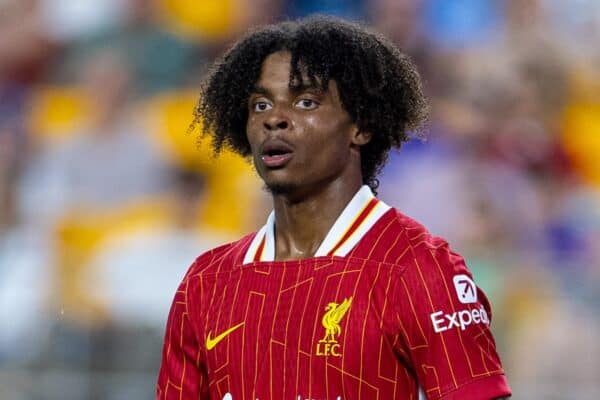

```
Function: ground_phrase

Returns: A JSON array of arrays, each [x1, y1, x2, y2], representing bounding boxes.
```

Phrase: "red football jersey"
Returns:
[[157, 186, 511, 400]]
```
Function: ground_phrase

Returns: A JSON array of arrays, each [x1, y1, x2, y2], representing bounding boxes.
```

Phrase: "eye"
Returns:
[[252, 101, 272, 112], [295, 98, 319, 110]]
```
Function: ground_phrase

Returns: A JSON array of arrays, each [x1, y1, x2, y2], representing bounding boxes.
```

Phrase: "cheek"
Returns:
[[246, 114, 258, 133], [306, 114, 353, 149], [302, 115, 338, 145], [246, 115, 261, 151]]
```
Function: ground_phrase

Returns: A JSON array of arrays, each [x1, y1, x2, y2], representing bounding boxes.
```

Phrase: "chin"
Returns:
[[258, 169, 299, 195], [263, 181, 297, 195]]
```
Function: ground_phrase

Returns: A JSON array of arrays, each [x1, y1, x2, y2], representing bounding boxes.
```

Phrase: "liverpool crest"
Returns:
[[316, 297, 352, 357]]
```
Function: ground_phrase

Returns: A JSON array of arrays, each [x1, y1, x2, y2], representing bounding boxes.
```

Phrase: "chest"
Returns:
[[194, 259, 410, 398]]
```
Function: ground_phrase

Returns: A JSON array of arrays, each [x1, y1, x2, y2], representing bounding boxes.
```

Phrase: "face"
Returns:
[[246, 51, 370, 195]]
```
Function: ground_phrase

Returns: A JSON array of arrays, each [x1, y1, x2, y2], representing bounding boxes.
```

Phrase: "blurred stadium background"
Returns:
[[0, 0, 598, 398]]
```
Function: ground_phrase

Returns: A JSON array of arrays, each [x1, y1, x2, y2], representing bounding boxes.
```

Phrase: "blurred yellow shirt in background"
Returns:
[[156, 0, 244, 41]]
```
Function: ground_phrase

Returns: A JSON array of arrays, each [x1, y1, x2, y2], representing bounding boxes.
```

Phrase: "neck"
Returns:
[[271, 178, 363, 261]]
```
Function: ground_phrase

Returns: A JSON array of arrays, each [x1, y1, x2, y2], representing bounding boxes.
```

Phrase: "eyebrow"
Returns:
[[250, 82, 326, 97], [250, 85, 270, 96]]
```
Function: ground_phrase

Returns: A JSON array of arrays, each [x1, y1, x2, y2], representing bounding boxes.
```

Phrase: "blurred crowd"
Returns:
[[0, 0, 598, 399]]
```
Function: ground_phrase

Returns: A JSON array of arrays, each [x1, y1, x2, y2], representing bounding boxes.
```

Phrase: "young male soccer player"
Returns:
[[157, 17, 512, 400]]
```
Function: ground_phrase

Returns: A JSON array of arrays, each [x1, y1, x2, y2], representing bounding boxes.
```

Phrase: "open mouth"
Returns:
[[260, 142, 294, 168]]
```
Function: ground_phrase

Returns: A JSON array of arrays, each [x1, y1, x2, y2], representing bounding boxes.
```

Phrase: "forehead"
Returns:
[[254, 50, 330, 93], [255, 51, 293, 87]]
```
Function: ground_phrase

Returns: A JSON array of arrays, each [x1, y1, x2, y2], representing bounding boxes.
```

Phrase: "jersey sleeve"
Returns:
[[157, 276, 209, 399], [394, 238, 511, 400]]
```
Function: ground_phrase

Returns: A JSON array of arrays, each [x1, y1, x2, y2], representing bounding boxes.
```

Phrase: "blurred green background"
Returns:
[[0, 0, 598, 398]]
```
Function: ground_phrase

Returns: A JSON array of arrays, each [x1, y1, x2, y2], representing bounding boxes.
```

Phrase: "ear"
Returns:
[[351, 126, 372, 146]]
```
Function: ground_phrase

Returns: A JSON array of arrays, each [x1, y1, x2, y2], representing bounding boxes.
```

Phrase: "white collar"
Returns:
[[243, 185, 391, 264]]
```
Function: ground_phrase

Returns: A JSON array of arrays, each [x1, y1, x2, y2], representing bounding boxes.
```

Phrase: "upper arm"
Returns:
[[156, 277, 209, 399], [395, 241, 512, 400]]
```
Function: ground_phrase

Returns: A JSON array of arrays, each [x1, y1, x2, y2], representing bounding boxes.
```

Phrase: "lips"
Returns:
[[260, 140, 294, 168]]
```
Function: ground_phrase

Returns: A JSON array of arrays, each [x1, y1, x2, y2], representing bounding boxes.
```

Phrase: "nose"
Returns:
[[263, 110, 290, 131]]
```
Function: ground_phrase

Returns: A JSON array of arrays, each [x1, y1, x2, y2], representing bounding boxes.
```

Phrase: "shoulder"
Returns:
[[387, 208, 442, 249], [391, 208, 463, 266], [182, 232, 256, 279], [360, 207, 454, 267], [384, 209, 480, 309]]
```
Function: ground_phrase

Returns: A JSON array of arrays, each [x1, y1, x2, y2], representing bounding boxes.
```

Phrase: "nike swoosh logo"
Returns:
[[206, 322, 244, 350]]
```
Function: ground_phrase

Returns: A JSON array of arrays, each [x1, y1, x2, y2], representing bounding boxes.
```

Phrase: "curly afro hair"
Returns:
[[195, 16, 428, 192]]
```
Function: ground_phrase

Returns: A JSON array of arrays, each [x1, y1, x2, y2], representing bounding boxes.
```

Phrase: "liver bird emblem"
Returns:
[[320, 297, 353, 343]]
